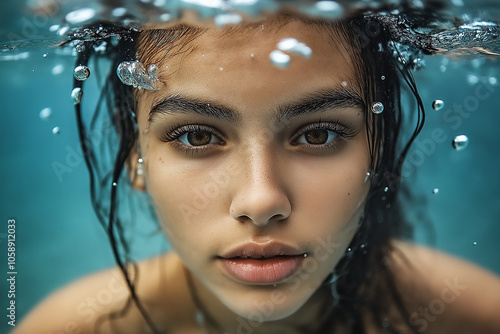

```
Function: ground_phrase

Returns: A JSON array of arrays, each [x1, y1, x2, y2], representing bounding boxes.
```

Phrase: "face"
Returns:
[[135, 19, 371, 322]]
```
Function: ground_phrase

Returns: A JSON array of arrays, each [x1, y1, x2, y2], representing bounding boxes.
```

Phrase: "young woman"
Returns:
[[15, 9, 500, 334]]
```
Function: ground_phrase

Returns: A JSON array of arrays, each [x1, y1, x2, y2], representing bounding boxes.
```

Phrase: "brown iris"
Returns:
[[305, 129, 329, 144], [187, 131, 213, 146]]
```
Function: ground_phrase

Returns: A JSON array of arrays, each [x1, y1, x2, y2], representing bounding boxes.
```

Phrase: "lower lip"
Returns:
[[219, 255, 304, 284]]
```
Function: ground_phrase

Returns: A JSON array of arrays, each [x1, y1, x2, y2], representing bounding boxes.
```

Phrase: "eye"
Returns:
[[178, 130, 221, 146], [160, 124, 224, 150], [295, 128, 338, 145]]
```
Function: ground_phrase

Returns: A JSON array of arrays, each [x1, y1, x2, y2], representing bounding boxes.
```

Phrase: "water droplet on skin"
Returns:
[[52, 127, 60, 135], [303, 253, 308, 258], [432, 188, 439, 194], [371, 102, 384, 114], [39, 108, 52, 120], [138, 158, 144, 165], [74, 65, 90, 81], [219, 67, 224, 71], [432, 99, 445, 111], [269, 50, 290, 68], [452, 135, 469, 151], [250, 53, 254, 58], [71, 87, 83, 105]]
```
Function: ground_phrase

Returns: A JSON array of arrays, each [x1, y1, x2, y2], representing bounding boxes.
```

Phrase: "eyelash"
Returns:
[[160, 121, 358, 155]]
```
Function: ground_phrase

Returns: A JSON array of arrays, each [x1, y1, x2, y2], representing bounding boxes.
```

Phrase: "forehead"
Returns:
[[137, 18, 362, 112]]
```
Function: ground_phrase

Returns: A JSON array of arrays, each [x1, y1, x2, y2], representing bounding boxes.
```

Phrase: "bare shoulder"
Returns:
[[14, 252, 195, 334], [389, 240, 500, 334]]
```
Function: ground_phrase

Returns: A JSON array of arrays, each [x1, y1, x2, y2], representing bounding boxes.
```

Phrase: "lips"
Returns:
[[217, 242, 306, 284]]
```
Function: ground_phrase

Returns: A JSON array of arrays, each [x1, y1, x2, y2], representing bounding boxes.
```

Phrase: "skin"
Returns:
[[14, 17, 500, 334], [135, 19, 370, 332]]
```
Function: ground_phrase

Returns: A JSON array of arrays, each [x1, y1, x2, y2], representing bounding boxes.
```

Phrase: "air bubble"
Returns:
[[371, 102, 384, 114], [112, 7, 127, 17], [432, 188, 439, 194], [269, 50, 290, 68], [432, 99, 444, 111], [71, 87, 83, 105], [452, 135, 469, 151], [52, 64, 64, 75], [473, 241, 477, 246], [148, 64, 159, 81], [384, 187, 389, 192], [74, 65, 90, 81], [39, 108, 52, 120], [214, 13, 242, 26], [466, 74, 479, 85], [43, 53, 48, 58], [381, 75, 386, 80], [277, 38, 312, 58], [488, 76, 498, 86], [65, 8, 96, 24], [52, 127, 60, 135]]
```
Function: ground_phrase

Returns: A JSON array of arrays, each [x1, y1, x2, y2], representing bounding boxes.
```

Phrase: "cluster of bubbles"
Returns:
[[117, 61, 160, 90], [270, 38, 312, 68]]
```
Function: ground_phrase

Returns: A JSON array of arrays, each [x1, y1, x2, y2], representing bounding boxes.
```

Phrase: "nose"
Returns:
[[229, 147, 291, 227]]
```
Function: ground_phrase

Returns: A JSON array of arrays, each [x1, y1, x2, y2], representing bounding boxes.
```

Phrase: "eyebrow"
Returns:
[[148, 87, 364, 124]]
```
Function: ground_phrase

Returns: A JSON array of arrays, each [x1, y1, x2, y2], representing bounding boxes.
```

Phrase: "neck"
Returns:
[[184, 267, 337, 334]]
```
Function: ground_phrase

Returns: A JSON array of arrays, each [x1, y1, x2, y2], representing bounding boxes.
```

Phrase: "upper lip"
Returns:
[[218, 241, 304, 259]]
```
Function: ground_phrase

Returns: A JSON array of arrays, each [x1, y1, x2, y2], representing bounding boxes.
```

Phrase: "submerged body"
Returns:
[[15, 13, 500, 334], [15, 243, 500, 333]]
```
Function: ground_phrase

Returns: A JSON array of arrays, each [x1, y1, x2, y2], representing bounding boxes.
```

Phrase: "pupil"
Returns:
[[188, 131, 211, 146], [306, 130, 328, 144]]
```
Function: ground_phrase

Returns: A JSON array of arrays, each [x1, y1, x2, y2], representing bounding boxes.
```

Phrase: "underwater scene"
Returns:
[[1, 0, 500, 333]]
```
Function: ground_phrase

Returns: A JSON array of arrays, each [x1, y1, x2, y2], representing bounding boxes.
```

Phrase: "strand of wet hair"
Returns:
[[70, 24, 163, 333]]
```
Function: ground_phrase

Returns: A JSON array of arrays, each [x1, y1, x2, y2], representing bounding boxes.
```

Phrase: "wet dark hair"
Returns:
[[66, 12, 426, 334]]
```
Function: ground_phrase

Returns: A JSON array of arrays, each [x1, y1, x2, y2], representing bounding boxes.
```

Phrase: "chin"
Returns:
[[222, 284, 317, 323]]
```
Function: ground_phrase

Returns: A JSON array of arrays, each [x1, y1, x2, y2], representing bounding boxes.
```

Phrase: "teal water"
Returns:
[[1, 1, 500, 333]]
